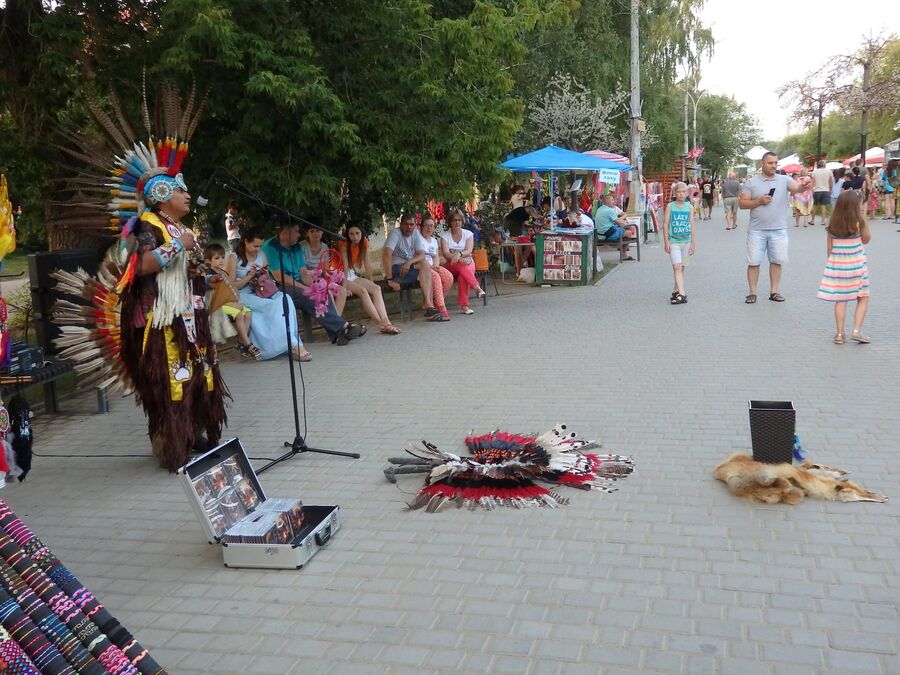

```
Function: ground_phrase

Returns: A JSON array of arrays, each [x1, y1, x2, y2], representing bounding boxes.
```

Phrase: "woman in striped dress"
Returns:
[[816, 191, 871, 344]]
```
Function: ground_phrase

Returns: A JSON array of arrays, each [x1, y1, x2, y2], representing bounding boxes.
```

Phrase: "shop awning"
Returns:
[[843, 147, 884, 166], [584, 149, 630, 164], [745, 145, 770, 161], [777, 153, 801, 169], [501, 145, 634, 173]]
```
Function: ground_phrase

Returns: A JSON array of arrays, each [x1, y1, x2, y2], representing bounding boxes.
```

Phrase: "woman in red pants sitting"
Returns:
[[439, 208, 486, 315]]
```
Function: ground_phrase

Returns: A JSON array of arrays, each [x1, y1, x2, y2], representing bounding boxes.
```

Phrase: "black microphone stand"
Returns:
[[207, 177, 359, 473]]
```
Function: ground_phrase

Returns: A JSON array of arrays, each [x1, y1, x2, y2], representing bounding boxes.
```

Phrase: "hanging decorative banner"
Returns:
[[598, 168, 622, 185]]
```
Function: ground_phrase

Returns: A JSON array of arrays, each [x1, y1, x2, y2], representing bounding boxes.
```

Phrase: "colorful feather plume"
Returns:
[[387, 425, 635, 512], [50, 257, 131, 394], [50, 79, 208, 236]]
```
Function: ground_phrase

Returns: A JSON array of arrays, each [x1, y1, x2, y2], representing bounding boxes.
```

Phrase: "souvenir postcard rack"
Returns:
[[178, 438, 341, 569]]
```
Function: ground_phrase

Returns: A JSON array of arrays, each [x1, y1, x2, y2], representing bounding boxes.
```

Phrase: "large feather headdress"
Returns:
[[50, 75, 208, 236]]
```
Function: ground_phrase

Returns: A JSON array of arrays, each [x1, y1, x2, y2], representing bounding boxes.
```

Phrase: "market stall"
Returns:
[[500, 145, 633, 285]]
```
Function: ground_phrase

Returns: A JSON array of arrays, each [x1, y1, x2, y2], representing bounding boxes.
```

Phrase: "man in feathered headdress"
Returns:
[[52, 83, 228, 471], [121, 171, 228, 470]]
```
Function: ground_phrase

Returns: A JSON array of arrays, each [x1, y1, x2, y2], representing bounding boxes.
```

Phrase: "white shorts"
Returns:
[[747, 228, 788, 266], [669, 241, 691, 266]]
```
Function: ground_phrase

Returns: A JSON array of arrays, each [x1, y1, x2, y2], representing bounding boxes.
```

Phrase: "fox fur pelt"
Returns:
[[714, 453, 886, 505]]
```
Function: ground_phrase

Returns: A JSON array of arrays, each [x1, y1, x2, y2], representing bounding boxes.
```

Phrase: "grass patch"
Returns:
[[590, 261, 618, 285], [0, 252, 29, 278]]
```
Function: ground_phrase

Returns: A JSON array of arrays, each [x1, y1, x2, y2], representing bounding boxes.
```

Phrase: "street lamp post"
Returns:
[[680, 85, 705, 178], [689, 89, 705, 153]]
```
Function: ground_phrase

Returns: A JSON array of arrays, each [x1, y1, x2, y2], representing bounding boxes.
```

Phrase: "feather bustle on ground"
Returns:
[[385, 425, 635, 511]]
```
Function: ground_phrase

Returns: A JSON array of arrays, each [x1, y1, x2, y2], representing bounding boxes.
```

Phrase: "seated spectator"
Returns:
[[337, 224, 401, 334], [300, 224, 350, 314], [419, 216, 453, 321], [595, 193, 634, 260], [262, 217, 366, 346], [382, 213, 438, 321], [233, 230, 311, 361], [440, 208, 486, 315], [205, 244, 260, 358], [561, 207, 593, 228]]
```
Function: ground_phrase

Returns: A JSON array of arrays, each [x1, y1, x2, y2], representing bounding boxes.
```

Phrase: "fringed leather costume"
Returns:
[[121, 211, 227, 469]]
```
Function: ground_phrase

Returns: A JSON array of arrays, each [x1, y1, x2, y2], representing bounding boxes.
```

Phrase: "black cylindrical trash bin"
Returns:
[[749, 400, 795, 464]]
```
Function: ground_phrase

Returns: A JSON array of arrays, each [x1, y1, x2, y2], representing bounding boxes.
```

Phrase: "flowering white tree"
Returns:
[[526, 73, 658, 153]]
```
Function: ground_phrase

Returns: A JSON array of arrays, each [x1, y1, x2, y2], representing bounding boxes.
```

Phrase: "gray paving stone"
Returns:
[[827, 631, 897, 654], [760, 643, 824, 667], [824, 649, 884, 672], [7, 209, 900, 674]]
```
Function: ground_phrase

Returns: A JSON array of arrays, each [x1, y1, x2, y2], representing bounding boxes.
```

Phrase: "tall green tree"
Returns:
[[511, 0, 713, 171], [0, 0, 163, 248], [3, 0, 572, 244], [694, 94, 760, 175]]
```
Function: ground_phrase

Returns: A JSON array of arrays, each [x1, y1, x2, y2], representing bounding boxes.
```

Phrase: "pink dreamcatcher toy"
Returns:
[[303, 248, 344, 317]]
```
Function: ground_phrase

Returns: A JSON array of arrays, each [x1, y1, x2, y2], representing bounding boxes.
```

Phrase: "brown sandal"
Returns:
[[380, 324, 402, 335], [292, 347, 312, 362]]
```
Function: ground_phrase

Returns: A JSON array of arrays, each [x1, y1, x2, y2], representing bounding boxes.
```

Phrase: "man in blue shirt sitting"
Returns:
[[594, 194, 633, 260], [262, 216, 365, 346]]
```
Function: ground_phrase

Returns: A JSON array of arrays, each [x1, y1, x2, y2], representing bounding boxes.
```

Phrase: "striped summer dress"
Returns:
[[816, 235, 869, 302]]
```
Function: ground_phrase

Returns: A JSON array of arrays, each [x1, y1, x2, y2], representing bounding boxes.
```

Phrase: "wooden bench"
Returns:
[[596, 221, 641, 262]]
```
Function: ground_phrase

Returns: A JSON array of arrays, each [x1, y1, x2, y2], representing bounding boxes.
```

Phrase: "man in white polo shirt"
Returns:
[[739, 152, 810, 303], [810, 159, 834, 227]]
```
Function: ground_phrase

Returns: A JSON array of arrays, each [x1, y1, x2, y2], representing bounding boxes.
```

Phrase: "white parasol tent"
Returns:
[[745, 145, 770, 161], [776, 153, 801, 169], [843, 147, 884, 166]]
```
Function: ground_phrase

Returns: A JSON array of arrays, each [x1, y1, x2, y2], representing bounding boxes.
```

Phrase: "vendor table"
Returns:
[[535, 226, 596, 285], [490, 241, 534, 282]]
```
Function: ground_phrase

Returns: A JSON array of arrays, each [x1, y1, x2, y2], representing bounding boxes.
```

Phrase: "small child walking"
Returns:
[[663, 182, 696, 304], [204, 244, 261, 358], [816, 191, 871, 344]]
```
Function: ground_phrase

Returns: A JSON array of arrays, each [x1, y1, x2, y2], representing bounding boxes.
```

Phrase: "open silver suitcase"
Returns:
[[178, 438, 341, 569]]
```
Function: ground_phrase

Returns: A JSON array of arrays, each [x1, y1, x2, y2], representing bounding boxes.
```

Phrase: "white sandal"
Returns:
[[292, 347, 312, 361]]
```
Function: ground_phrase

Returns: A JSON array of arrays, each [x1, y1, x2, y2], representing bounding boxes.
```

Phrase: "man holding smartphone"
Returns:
[[738, 152, 810, 303]]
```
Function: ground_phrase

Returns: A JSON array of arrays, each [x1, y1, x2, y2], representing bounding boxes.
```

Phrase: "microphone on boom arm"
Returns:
[[193, 167, 224, 211], [196, 168, 346, 242]]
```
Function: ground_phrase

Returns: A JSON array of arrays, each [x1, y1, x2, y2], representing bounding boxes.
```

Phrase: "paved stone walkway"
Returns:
[[4, 205, 900, 674]]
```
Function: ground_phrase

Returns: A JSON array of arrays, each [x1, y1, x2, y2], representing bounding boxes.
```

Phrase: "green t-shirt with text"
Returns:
[[668, 201, 692, 242]]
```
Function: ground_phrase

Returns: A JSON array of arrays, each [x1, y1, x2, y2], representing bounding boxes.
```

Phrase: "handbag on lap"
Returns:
[[251, 269, 277, 298]]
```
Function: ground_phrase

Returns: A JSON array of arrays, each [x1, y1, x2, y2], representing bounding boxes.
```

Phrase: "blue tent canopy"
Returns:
[[500, 145, 634, 172]]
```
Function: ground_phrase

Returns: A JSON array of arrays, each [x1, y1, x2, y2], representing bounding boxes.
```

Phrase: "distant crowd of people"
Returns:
[[678, 157, 898, 228], [664, 151, 888, 344]]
